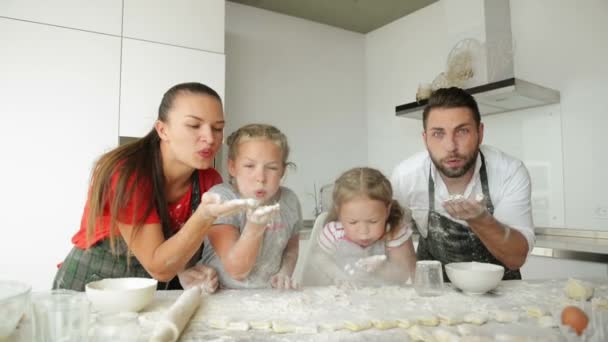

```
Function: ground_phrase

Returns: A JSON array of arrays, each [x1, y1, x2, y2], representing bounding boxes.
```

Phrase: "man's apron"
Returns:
[[416, 152, 521, 281], [53, 172, 203, 291]]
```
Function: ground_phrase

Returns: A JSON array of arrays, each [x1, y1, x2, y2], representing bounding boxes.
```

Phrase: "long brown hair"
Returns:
[[326, 167, 405, 240], [86, 82, 222, 253]]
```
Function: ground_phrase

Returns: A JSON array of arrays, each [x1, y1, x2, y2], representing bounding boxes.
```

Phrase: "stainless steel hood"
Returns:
[[396, 78, 560, 119], [396, 0, 560, 119]]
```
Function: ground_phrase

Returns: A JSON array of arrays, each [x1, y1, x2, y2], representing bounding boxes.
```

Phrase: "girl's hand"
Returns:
[[270, 271, 298, 290], [198, 193, 257, 220], [246, 203, 280, 225], [177, 264, 219, 293], [354, 254, 387, 273]]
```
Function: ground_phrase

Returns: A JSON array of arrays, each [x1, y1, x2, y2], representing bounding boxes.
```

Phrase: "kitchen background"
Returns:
[[1, 0, 606, 290]]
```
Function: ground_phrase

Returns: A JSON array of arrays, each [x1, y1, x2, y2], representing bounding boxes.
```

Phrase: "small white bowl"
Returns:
[[445, 262, 504, 295], [0, 280, 31, 338], [85, 278, 157, 313]]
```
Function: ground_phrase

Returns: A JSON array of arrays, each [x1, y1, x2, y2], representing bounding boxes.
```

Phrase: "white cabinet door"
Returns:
[[0, 0, 122, 35], [0, 19, 121, 290], [120, 38, 225, 138], [123, 0, 225, 53], [521, 255, 608, 280]]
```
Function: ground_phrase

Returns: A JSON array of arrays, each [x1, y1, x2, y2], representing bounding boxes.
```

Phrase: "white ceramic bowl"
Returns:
[[85, 278, 157, 313], [0, 280, 31, 338], [445, 262, 504, 295]]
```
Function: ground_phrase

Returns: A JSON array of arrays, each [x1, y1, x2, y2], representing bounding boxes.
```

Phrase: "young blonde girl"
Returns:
[[313, 167, 416, 286], [200, 124, 302, 289]]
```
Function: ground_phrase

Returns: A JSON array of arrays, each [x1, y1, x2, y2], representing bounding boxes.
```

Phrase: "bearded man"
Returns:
[[391, 87, 534, 280]]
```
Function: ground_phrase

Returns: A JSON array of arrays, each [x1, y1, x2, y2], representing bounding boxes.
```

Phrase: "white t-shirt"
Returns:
[[390, 145, 535, 254], [318, 221, 413, 255]]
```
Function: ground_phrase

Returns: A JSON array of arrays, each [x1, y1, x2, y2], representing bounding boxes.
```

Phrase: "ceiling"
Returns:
[[228, 0, 438, 33]]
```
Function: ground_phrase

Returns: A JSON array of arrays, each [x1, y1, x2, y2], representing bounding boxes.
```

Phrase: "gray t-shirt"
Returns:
[[201, 183, 303, 289]]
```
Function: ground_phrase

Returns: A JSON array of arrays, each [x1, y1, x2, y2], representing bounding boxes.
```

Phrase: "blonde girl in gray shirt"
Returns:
[[201, 124, 302, 289]]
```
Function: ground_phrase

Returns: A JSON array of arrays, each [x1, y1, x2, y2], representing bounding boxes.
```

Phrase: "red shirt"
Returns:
[[71, 168, 222, 249]]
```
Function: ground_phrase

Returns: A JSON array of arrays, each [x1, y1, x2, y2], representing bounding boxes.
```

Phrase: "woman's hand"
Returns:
[[198, 193, 256, 220], [177, 264, 219, 293]]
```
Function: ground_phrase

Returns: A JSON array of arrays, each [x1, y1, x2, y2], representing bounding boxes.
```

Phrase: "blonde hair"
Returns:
[[226, 123, 293, 167], [327, 167, 405, 240]]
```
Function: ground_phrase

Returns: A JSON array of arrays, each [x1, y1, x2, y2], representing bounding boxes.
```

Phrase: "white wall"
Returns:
[[224, 2, 367, 219], [365, 0, 608, 231], [0, 1, 225, 290]]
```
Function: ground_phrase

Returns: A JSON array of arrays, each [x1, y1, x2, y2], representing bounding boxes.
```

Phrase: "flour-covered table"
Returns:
[[8, 279, 607, 341], [138, 279, 608, 341]]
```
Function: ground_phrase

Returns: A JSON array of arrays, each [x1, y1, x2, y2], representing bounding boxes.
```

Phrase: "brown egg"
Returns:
[[561, 305, 589, 336]]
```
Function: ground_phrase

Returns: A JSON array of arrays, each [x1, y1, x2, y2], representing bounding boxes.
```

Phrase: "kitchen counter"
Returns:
[[9, 279, 608, 341]]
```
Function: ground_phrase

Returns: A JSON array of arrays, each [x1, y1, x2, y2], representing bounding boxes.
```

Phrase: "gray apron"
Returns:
[[416, 152, 521, 281], [334, 238, 387, 286]]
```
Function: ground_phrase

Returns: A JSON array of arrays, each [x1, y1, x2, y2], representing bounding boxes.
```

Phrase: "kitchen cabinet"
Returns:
[[119, 38, 225, 138], [0, 0, 122, 35], [0, 18, 121, 290], [123, 0, 225, 53]]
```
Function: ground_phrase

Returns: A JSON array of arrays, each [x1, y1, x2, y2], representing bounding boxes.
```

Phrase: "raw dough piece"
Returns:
[[343, 320, 372, 332], [208, 317, 230, 329], [397, 319, 413, 329], [319, 322, 344, 331], [457, 324, 477, 336], [463, 313, 488, 325], [439, 313, 463, 325], [227, 321, 249, 331], [460, 337, 492, 342], [433, 328, 460, 342], [564, 278, 594, 301], [294, 324, 318, 334], [249, 320, 271, 330], [537, 315, 558, 328], [407, 325, 435, 341], [371, 319, 398, 330], [493, 310, 518, 323], [271, 320, 296, 333], [416, 314, 440, 326], [525, 306, 546, 318]]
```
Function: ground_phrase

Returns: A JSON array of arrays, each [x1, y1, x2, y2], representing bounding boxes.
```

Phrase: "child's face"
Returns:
[[228, 138, 285, 203], [338, 195, 389, 247]]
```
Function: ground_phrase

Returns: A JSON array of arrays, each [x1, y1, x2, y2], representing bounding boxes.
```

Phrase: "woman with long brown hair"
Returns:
[[53, 82, 248, 290]]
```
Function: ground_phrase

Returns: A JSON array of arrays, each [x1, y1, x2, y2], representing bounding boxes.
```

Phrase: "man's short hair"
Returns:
[[422, 87, 481, 129]]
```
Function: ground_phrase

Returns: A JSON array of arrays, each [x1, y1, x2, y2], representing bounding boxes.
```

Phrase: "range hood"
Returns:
[[396, 0, 560, 119]]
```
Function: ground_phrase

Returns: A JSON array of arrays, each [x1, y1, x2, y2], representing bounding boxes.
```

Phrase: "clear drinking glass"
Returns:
[[32, 289, 90, 342], [414, 260, 444, 297], [93, 312, 142, 342]]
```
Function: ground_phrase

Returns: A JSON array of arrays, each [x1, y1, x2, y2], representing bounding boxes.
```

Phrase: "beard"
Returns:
[[430, 148, 479, 178]]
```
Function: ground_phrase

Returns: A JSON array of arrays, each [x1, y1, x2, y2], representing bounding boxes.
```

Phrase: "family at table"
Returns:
[[52, 82, 534, 292]]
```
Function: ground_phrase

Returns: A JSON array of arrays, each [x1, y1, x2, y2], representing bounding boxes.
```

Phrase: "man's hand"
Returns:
[[270, 271, 298, 290], [198, 193, 258, 220], [177, 264, 219, 293], [442, 193, 487, 221]]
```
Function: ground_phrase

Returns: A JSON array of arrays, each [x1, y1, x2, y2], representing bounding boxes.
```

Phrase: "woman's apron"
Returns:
[[53, 172, 203, 291], [416, 152, 521, 281]]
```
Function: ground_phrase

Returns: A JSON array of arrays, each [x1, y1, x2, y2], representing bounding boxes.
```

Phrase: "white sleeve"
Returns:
[[317, 222, 338, 255], [493, 163, 535, 254], [386, 222, 414, 248]]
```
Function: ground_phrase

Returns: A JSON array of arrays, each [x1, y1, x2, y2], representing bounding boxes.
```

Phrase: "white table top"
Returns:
[[10, 279, 608, 341]]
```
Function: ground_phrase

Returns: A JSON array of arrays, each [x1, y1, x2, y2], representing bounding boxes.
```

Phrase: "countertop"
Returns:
[[13, 279, 608, 341]]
